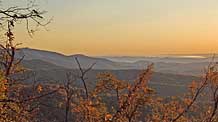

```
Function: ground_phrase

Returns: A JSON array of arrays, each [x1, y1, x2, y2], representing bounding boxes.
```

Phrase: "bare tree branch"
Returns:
[[75, 57, 96, 100]]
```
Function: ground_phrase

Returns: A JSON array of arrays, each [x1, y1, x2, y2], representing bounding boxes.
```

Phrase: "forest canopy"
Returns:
[[0, 1, 218, 122]]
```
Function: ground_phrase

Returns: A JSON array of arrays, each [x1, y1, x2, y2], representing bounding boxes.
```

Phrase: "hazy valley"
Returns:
[[16, 48, 205, 97]]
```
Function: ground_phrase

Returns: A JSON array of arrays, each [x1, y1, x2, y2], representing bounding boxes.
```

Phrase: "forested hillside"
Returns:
[[1, 1, 218, 122]]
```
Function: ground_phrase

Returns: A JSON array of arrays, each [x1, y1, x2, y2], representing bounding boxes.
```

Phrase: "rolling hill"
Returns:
[[16, 48, 212, 75], [19, 57, 199, 97]]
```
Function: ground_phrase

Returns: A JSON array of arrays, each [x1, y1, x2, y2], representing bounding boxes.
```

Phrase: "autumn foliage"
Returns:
[[1, 1, 218, 122], [1, 15, 218, 122]]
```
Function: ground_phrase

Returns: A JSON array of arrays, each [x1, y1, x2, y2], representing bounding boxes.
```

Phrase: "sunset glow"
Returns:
[[9, 0, 218, 56]]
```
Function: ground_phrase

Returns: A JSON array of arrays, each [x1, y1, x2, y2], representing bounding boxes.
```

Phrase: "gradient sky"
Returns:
[[5, 0, 218, 56]]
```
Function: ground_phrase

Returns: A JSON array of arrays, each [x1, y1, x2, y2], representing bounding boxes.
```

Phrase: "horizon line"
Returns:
[[19, 47, 218, 57]]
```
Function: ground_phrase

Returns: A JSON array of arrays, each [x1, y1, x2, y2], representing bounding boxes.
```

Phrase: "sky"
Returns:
[[4, 0, 218, 56]]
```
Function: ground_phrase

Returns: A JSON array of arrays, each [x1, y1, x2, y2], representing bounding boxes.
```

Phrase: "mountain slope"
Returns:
[[16, 48, 121, 69], [18, 55, 200, 96], [16, 48, 210, 75]]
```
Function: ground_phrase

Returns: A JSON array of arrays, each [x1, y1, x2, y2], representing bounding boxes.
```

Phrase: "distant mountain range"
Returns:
[[15, 48, 216, 76], [15, 48, 206, 96]]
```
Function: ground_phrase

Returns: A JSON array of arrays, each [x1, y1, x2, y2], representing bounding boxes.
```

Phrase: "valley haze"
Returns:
[[16, 48, 216, 76], [15, 48, 202, 97]]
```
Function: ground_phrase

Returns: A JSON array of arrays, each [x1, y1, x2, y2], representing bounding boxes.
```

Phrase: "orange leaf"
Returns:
[[37, 84, 43, 93]]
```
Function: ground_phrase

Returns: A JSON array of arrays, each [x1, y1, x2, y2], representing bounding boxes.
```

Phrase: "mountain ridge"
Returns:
[[16, 48, 212, 75]]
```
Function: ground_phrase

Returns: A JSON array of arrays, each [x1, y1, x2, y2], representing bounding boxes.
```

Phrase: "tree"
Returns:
[[72, 58, 107, 122], [0, 1, 55, 121], [61, 72, 78, 122], [146, 62, 218, 122]]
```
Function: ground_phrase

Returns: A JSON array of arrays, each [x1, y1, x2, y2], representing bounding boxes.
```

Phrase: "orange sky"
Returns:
[[8, 0, 218, 56]]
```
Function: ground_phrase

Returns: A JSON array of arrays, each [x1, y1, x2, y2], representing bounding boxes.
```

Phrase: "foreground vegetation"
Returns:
[[1, 1, 218, 122]]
